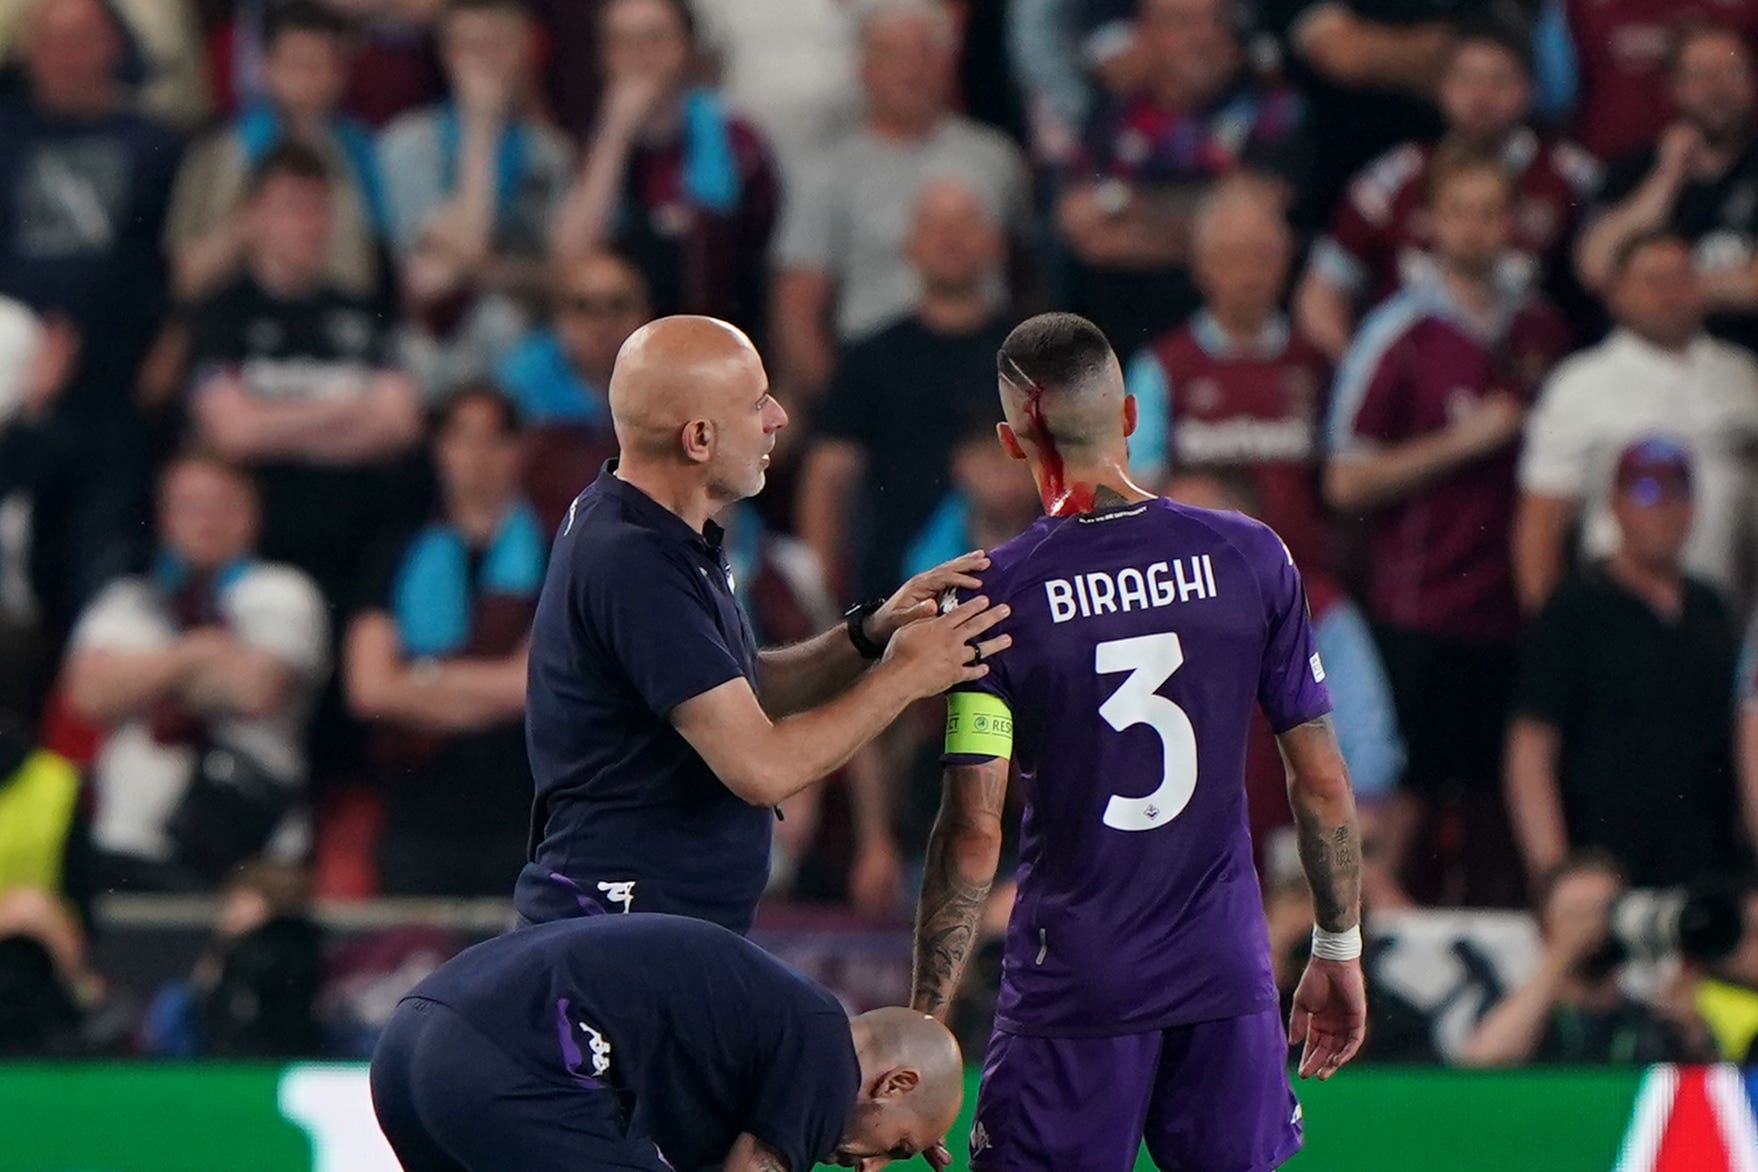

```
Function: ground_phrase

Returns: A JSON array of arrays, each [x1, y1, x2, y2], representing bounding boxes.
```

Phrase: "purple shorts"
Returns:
[[968, 1009, 1302, 1172]]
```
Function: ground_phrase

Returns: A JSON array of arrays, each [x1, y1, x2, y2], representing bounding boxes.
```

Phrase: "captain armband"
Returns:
[[944, 692, 1014, 759]]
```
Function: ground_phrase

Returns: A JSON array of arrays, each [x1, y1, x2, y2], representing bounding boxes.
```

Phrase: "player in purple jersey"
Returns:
[[909, 314, 1366, 1172]]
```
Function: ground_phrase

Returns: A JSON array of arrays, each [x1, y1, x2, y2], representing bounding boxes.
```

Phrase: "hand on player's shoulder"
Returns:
[[882, 593, 1013, 698]]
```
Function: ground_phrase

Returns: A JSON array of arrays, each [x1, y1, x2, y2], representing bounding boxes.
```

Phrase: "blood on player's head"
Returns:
[[995, 312, 1131, 458]]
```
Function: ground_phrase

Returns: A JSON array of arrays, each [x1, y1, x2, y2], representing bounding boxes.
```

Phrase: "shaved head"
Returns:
[[996, 312, 1127, 456], [838, 1008, 964, 1162], [607, 315, 786, 508]]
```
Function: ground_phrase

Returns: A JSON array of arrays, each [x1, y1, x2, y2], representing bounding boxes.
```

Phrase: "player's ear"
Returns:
[[874, 1067, 920, 1099], [1123, 394, 1138, 438], [997, 422, 1026, 461], [680, 417, 714, 464]]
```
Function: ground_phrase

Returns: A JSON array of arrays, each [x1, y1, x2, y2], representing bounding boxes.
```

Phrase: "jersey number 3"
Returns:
[[1097, 633, 1197, 831]]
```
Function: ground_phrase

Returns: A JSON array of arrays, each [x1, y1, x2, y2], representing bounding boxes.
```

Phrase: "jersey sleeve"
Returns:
[[1326, 302, 1415, 453], [1251, 526, 1333, 734], [744, 1010, 862, 1172], [579, 533, 748, 717]]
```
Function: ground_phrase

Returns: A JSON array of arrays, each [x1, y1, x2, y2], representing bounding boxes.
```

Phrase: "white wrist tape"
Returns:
[[1311, 924, 1362, 962]]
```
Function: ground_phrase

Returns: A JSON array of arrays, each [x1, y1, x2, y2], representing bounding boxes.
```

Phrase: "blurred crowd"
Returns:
[[6, 0, 1758, 1066]]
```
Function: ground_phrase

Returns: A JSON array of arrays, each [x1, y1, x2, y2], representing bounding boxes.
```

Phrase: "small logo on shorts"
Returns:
[[1309, 653, 1326, 682], [578, 1021, 613, 1077], [597, 881, 636, 912], [969, 1121, 991, 1156], [1292, 1102, 1304, 1128]]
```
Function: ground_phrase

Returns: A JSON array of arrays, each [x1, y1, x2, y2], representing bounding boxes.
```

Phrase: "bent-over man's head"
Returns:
[[607, 315, 788, 507], [833, 1007, 964, 1165]]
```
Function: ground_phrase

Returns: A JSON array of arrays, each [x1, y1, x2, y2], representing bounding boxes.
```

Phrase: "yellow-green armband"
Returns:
[[945, 692, 1014, 758]]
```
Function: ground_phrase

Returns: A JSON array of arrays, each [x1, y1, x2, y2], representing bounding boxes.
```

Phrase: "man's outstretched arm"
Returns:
[[910, 756, 1010, 1020], [1278, 714, 1367, 1080]]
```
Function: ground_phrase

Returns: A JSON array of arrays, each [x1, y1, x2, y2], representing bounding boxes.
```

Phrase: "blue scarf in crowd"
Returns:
[[437, 105, 533, 225], [680, 88, 741, 214], [391, 503, 545, 659], [236, 102, 391, 236]]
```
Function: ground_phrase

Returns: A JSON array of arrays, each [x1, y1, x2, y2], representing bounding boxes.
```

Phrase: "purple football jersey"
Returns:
[[948, 498, 1332, 1036]]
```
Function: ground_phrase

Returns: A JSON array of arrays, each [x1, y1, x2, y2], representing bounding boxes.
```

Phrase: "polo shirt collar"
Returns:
[[1191, 309, 1290, 359], [594, 461, 727, 555]]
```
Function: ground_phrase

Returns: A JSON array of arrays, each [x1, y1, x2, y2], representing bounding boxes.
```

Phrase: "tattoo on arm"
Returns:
[[1283, 714, 1363, 933], [911, 764, 1007, 1018]]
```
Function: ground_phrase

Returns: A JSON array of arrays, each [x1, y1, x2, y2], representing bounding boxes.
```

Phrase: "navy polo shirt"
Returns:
[[407, 915, 861, 1172], [519, 463, 770, 933]]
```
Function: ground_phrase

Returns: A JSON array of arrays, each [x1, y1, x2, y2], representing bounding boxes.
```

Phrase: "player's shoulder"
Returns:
[[1158, 498, 1292, 567]]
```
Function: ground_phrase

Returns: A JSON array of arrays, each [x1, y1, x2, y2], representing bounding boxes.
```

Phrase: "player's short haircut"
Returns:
[[262, 0, 353, 49], [855, 0, 956, 47], [244, 140, 333, 198], [1667, 20, 1753, 79], [997, 313, 1115, 401], [434, 382, 523, 438], [1609, 227, 1693, 281], [1423, 140, 1516, 208], [1444, 15, 1533, 77], [601, 0, 698, 44]]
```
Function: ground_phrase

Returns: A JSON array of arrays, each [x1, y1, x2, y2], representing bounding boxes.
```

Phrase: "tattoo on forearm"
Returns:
[[911, 772, 1005, 1017], [911, 842, 990, 1017], [1286, 715, 1362, 933]]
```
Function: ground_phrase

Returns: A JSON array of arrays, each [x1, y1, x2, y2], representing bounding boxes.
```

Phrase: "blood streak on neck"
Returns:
[[1022, 382, 1095, 516]]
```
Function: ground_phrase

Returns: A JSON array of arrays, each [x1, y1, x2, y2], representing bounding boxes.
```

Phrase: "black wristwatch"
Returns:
[[844, 598, 888, 660]]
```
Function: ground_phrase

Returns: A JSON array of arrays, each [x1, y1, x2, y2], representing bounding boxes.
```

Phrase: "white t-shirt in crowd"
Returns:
[[1520, 329, 1758, 599], [70, 563, 329, 862]]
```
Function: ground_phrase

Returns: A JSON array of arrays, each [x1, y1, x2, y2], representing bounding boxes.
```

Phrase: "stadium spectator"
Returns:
[[1557, 4, 1758, 164], [1058, 0, 1308, 354], [1126, 177, 1334, 574], [1251, 0, 1463, 226], [771, 0, 1033, 401], [183, 142, 424, 613], [1516, 231, 1758, 613], [1326, 146, 1572, 907], [208, 0, 446, 129], [796, 179, 1014, 602], [61, 453, 329, 891], [524, 0, 604, 139], [0, 0, 181, 621], [345, 387, 541, 896], [549, 0, 780, 341], [1459, 853, 1708, 1065], [1506, 438, 1744, 891], [902, 413, 1046, 583], [690, 0, 860, 195], [1295, 24, 1599, 361], [0, 301, 76, 726], [1009, 0, 1140, 166], [499, 250, 651, 532], [140, 861, 326, 1058], [1578, 24, 1758, 354], [0, 0, 212, 133], [166, 1, 387, 304], [379, 0, 572, 397]]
